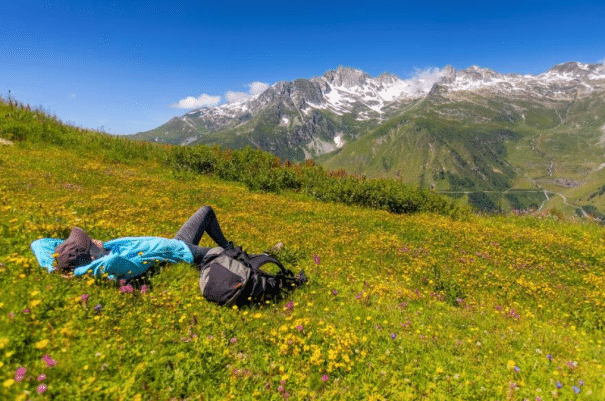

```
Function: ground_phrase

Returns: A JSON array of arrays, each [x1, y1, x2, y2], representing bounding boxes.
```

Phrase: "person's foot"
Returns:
[[270, 242, 284, 252]]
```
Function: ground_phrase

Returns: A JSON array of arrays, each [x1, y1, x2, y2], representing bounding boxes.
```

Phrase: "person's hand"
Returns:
[[90, 239, 107, 260]]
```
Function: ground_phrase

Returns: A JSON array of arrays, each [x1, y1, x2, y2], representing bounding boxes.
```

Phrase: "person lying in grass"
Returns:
[[31, 205, 235, 280]]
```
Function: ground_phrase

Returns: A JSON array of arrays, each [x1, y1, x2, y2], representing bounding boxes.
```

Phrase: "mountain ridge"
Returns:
[[133, 61, 605, 147]]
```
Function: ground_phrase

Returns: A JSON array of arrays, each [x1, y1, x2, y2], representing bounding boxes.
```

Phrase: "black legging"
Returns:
[[174, 206, 230, 263]]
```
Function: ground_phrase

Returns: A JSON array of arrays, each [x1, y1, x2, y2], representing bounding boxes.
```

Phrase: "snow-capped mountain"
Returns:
[[132, 61, 605, 162], [437, 62, 605, 100], [186, 62, 605, 124]]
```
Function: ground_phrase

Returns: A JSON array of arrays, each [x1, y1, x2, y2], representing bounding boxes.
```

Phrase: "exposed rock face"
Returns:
[[322, 66, 371, 88]]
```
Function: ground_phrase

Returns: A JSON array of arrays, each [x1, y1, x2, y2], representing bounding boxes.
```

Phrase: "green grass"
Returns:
[[1, 98, 605, 400]]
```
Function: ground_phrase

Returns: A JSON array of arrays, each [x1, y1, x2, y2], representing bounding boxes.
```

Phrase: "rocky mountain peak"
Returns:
[[544, 61, 605, 79], [459, 65, 500, 80], [548, 61, 589, 74], [376, 72, 401, 85], [323, 66, 371, 88]]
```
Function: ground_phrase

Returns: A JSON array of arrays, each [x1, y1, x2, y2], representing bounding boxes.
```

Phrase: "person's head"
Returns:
[[53, 227, 105, 273]]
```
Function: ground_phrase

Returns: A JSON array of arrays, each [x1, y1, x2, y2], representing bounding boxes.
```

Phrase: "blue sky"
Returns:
[[2, 0, 604, 135]]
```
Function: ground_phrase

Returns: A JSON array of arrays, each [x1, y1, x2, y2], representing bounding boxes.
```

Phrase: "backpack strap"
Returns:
[[247, 254, 294, 277], [199, 246, 228, 267], [203, 246, 295, 279], [221, 248, 254, 267]]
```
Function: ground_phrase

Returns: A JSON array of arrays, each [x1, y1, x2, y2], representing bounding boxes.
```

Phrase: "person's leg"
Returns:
[[174, 206, 231, 248], [185, 243, 212, 264]]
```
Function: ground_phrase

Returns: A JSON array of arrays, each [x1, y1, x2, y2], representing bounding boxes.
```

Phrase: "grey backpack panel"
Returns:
[[199, 247, 250, 306]]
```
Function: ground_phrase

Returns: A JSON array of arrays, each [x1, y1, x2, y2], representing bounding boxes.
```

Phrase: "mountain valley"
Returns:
[[130, 62, 605, 216]]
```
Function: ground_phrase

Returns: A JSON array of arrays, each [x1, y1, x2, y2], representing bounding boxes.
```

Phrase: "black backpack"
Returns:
[[198, 246, 306, 307]]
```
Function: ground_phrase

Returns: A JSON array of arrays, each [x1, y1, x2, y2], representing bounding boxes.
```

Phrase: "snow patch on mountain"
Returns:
[[303, 136, 337, 159], [181, 136, 198, 146]]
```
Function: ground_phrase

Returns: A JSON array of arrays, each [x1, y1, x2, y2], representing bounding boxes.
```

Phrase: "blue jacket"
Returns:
[[31, 237, 194, 280]]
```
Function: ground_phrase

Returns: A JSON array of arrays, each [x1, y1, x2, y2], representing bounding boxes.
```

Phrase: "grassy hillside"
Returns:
[[319, 90, 605, 217], [1, 99, 605, 400]]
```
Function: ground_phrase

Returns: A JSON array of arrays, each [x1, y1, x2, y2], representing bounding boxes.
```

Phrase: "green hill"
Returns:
[[1, 98, 605, 400], [318, 89, 605, 217]]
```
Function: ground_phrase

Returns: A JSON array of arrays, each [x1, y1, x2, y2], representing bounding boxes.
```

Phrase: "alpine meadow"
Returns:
[[2, 94, 605, 401]]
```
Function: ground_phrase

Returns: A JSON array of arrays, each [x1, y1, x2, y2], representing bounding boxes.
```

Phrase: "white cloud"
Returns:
[[172, 81, 270, 108], [171, 94, 221, 109], [225, 81, 270, 103], [405, 67, 449, 94], [225, 91, 252, 103], [247, 81, 269, 96]]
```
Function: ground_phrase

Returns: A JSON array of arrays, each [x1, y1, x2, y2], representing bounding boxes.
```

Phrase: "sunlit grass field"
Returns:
[[1, 100, 605, 400]]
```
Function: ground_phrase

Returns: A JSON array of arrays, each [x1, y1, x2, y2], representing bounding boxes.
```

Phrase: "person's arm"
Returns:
[[73, 254, 145, 279], [73, 254, 115, 277]]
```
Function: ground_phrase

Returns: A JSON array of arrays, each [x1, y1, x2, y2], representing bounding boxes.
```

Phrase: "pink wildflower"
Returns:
[[15, 367, 26, 382], [42, 354, 57, 367]]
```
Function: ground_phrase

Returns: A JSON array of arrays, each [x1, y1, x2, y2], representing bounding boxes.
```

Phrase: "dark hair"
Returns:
[[53, 227, 93, 271]]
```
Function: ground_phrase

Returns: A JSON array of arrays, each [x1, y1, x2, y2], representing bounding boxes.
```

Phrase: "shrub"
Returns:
[[167, 143, 462, 216]]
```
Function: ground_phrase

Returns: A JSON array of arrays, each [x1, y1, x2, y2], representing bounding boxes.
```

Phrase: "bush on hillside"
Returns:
[[169, 144, 462, 217]]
